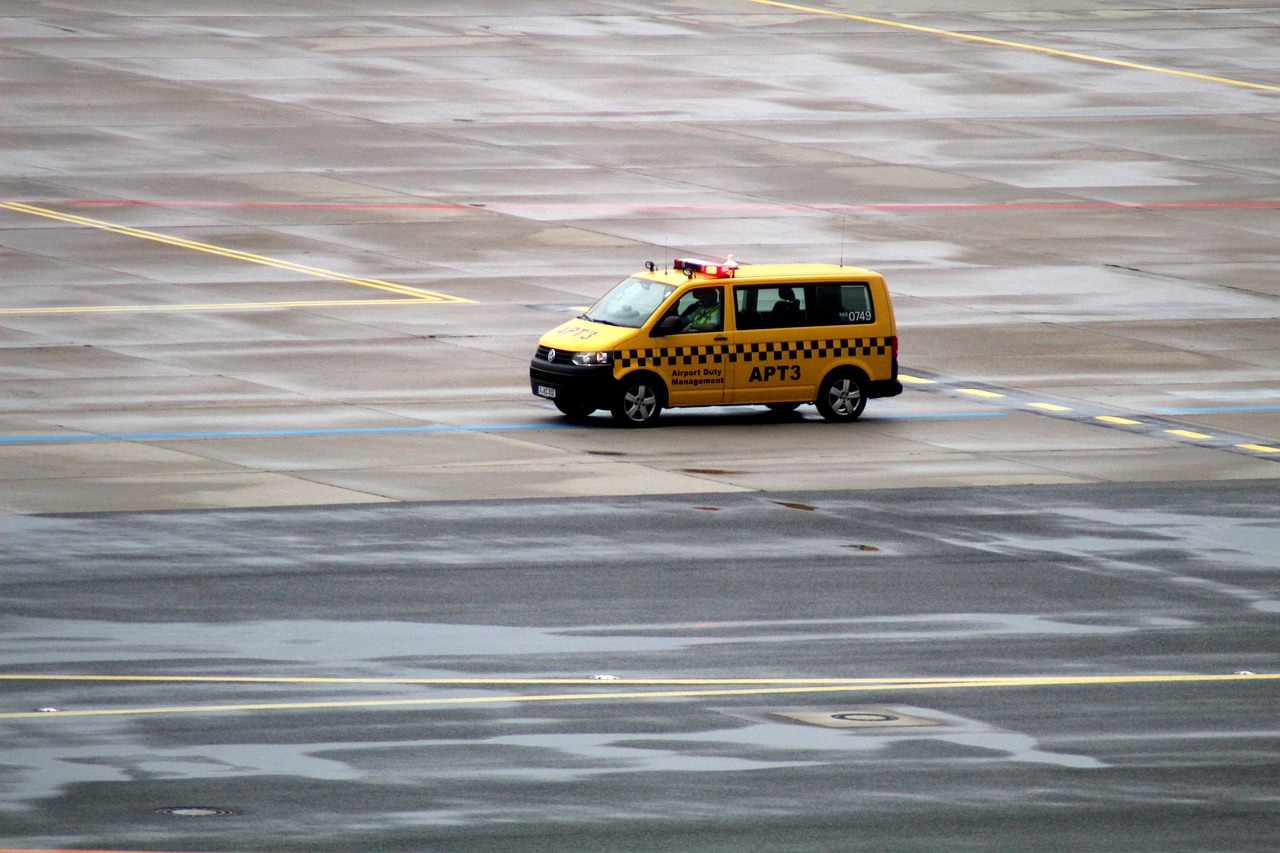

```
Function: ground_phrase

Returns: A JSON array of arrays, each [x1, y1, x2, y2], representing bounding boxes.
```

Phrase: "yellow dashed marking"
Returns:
[[1165, 429, 1213, 439], [884, 372, 1274, 461]]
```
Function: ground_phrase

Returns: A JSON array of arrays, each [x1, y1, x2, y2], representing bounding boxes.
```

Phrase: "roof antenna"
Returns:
[[839, 216, 847, 267]]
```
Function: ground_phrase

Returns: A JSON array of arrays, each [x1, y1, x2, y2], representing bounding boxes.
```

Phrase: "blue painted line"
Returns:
[[874, 411, 1007, 419], [0, 424, 571, 444], [0, 411, 1006, 445], [1156, 405, 1280, 414]]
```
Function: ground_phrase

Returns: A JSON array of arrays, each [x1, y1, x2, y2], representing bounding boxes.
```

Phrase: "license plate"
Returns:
[[535, 385, 557, 399]]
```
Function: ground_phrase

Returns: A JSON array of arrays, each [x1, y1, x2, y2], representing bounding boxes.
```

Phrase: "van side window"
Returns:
[[735, 283, 873, 328], [734, 285, 807, 329], [811, 283, 875, 326], [659, 286, 723, 334], [733, 287, 760, 330]]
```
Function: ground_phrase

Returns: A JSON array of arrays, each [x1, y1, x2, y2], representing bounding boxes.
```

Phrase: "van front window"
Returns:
[[584, 277, 676, 328]]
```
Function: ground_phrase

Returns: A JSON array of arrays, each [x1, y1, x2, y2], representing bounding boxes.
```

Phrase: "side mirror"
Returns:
[[650, 315, 682, 337]]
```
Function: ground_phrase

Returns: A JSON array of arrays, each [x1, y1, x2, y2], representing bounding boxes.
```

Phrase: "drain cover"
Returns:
[[155, 806, 235, 817], [771, 706, 943, 729]]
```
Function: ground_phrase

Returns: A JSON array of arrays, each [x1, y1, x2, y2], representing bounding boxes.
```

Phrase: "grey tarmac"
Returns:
[[1, 1, 1278, 851]]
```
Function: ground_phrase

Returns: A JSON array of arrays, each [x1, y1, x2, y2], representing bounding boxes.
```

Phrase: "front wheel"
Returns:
[[815, 370, 867, 422], [611, 376, 662, 426]]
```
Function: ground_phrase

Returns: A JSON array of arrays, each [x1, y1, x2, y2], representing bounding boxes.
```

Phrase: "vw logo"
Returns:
[[547, 348, 556, 361]]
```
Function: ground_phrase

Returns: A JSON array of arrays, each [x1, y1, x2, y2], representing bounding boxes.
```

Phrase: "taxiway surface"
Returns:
[[1, 1, 1278, 851]]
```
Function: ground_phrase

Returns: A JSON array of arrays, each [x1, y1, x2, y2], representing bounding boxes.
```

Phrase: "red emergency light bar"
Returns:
[[672, 257, 738, 278]]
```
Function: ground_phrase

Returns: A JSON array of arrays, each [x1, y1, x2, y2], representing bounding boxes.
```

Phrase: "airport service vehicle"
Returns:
[[530, 257, 902, 426]]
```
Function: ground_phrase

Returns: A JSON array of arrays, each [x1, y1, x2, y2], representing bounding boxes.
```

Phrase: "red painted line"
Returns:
[[0, 849, 236, 853], [3, 199, 1279, 213], [13, 199, 472, 211]]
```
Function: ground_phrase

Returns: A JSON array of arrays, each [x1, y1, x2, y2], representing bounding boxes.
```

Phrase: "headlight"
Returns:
[[571, 351, 612, 366]]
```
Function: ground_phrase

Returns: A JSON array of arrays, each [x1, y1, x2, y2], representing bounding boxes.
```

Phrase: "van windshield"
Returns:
[[583, 277, 676, 328]]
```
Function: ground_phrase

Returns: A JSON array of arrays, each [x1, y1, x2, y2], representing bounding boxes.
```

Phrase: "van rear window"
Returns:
[[734, 282, 873, 329]]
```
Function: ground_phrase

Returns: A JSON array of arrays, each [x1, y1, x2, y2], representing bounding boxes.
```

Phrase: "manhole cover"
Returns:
[[155, 807, 235, 817], [833, 711, 899, 723], [771, 706, 943, 729]]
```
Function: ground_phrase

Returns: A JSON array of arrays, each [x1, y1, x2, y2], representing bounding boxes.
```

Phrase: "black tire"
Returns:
[[554, 398, 596, 420], [815, 369, 868, 422], [610, 375, 663, 426]]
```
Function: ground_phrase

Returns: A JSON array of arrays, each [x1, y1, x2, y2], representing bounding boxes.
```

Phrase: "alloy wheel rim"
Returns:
[[625, 385, 656, 420], [831, 379, 861, 415]]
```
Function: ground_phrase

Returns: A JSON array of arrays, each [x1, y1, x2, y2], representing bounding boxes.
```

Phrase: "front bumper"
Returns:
[[529, 354, 614, 407]]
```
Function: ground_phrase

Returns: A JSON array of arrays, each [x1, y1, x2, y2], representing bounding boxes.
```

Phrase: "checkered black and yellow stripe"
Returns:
[[614, 338, 892, 369]]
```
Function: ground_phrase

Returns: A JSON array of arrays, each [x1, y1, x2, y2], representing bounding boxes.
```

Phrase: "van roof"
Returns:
[[641, 263, 879, 282]]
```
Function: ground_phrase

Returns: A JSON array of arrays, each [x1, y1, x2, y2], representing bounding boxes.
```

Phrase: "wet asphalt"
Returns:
[[3, 1, 1279, 850], [2, 480, 1277, 852]]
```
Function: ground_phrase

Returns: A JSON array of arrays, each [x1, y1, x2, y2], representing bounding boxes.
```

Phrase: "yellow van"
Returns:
[[530, 257, 902, 426]]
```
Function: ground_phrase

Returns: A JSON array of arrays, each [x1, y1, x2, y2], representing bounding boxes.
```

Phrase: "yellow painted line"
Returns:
[[1096, 415, 1143, 425], [2, 672, 1271, 720], [957, 388, 1005, 399], [898, 374, 936, 385], [0, 684, 950, 721], [5, 673, 1266, 687], [1237, 443, 1280, 453], [0, 201, 473, 305], [0, 299, 445, 316], [744, 0, 1280, 92], [0, 674, 939, 686], [1027, 402, 1072, 412], [1165, 428, 1213, 440]]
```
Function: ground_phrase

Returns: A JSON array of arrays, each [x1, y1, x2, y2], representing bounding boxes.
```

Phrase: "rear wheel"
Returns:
[[611, 376, 662, 426], [815, 370, 868, 422]]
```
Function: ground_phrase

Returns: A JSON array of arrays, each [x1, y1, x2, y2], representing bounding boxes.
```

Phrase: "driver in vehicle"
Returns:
[[681, 287, 722, 332]]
